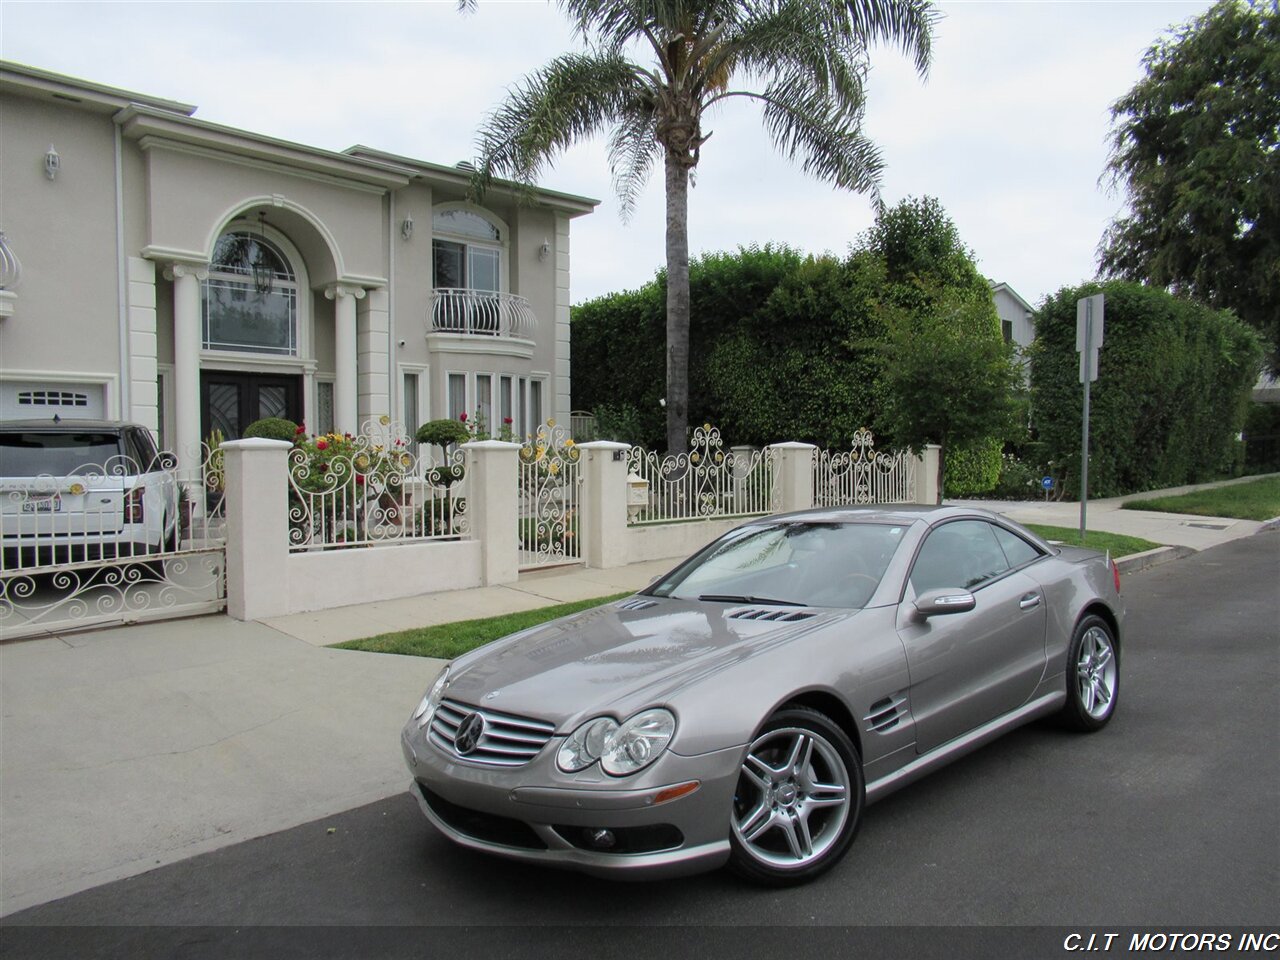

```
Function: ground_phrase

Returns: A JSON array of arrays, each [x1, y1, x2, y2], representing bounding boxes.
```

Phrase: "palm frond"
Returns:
[[606, 102, 661, 220], [757, 81, 884, 196], [473, 51, 650, 196]]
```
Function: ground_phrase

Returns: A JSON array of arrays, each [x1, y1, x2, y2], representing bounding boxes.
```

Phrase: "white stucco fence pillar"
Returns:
[[164, 261, 208, 471], [463, 440, 520, 586], [222, 438, 293, 621], [916, 445, 942, 505], [577, 441, 631, 569], [770, 442, 817, 513]]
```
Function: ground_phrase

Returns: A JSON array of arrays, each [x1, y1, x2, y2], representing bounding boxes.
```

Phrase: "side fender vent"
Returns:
[[865, 694, 908, 733]]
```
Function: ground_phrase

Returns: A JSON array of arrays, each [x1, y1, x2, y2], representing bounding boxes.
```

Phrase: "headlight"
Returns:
[[412, 667, 450, 724], [556, 717, 618, 772], [557, 708, 676, 776]]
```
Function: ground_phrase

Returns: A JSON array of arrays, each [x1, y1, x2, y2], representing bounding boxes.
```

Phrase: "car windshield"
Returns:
[[651, 521, 907, 609], [0, 432, 124, 477]]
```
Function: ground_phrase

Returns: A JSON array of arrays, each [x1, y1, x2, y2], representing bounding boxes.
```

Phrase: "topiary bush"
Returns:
[[243, 417, 299, 442], [1029, 280, 1263, 497]]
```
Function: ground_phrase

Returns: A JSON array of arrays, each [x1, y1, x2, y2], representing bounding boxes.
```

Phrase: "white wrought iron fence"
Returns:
[[286, 420, 466, 551], [626, 425, 776, 525], [1, 441, 227, 637], [518, 420, 581, 568], [813, 428, 916, 506]]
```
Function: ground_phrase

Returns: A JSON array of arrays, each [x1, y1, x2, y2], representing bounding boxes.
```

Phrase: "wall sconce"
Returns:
[[538, 238, 551, 261], [401, 213, 414, 241], [44, 145, 61, 181]]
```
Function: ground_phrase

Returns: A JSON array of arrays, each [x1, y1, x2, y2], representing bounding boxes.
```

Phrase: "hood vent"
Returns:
[[865, 694, 908, 733], [615, 597, 659, 611], [727, 607, 817, 623]]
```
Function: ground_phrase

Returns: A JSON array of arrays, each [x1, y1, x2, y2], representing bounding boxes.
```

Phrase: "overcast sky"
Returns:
[[2, 0, 1212, 308]]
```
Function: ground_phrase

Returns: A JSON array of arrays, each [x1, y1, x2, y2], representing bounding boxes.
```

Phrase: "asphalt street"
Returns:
[[4, 533, 1277, 959]]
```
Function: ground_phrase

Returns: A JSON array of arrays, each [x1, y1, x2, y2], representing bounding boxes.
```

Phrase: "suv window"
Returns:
[[0, 431, 125, 477], [910, 520, 1010, 593]]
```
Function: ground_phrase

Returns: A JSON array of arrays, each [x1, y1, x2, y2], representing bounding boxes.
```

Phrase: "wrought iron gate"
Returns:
[[1, 445, 226, 640], [518, 421, 581, 569]]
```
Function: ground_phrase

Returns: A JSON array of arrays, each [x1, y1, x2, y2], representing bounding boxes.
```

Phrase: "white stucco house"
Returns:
[[0, 61, 597, 468]]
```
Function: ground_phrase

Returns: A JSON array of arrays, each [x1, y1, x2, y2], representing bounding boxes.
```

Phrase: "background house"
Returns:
[[0, 61, 597, 468]]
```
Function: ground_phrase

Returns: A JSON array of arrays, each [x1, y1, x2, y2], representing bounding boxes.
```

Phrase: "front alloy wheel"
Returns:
[[1060, 614, 1120, 731], [728, 706, 863, 885]]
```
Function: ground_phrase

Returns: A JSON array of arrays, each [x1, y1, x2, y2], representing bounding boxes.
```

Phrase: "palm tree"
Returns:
[[467, 0, 937, 453]]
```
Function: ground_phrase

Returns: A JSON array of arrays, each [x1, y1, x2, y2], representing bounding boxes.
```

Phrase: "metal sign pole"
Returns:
[[1080, 298, 1093, 543]]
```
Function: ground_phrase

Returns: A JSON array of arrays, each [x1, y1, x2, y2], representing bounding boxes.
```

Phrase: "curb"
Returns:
[[1115, 544, 1196, 574]]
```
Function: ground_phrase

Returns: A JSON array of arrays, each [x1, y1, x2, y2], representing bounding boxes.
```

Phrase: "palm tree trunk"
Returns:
[[664, 152, 691, 455]]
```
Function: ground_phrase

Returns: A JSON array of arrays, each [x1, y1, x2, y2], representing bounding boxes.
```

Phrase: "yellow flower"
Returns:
[[400, 453, 413, 467], [691, 452, 701, 463], [355, 455, 370, 469], [379, 414, 390, 426], [548, 462, 560, 476], [564, 439, 576, 448]]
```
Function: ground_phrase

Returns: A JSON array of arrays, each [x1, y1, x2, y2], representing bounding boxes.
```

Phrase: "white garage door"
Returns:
[[1, 381, 107, 419]]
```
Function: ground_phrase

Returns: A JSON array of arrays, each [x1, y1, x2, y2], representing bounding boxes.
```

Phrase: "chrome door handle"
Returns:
[[1018, 593, 1041, 610]]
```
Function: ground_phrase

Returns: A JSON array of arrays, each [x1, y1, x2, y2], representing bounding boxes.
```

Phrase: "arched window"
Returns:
[[202, 230, 299, 355], [432, 207, 502, 294]]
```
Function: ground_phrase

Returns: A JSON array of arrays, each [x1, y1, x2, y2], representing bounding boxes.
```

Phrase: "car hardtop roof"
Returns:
[[0, 418, 145, 432], [758, 503, 996, 526]]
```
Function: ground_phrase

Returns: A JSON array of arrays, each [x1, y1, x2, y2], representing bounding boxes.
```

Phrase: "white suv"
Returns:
[[0, 419, 179, 570]]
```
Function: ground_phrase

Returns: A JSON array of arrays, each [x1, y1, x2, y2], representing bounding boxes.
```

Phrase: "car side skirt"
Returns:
[[865, 691, 1066, 805]]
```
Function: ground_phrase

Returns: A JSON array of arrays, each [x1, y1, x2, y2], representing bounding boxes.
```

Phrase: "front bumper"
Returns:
[[402, 720, 742, 879]]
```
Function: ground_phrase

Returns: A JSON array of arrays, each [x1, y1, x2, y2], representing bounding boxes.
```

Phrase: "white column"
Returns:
[[578, 441, 631, 569], [222, 438, 293, 621], [325, 283, 365, 434], [462, 439, 520, 585], [916, 445, 942, 505], [164, 261, 208, 470], [771, 442, 817, 513]]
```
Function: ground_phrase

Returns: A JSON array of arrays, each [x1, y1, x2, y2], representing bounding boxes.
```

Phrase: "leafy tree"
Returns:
[[466, 0, 937, 452], [874, 291, 1021, 501], [1098, 0, 1280, 372]]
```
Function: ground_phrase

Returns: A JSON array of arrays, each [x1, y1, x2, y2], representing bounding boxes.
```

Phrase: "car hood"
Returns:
[[442, 597, 855, 729]]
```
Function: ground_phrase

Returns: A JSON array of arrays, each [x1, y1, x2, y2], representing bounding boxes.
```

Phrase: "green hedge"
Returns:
[[1029, 281, 1262, 497]]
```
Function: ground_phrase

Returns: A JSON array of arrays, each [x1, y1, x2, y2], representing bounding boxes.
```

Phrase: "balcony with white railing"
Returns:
[[428, 289, 537, 340]]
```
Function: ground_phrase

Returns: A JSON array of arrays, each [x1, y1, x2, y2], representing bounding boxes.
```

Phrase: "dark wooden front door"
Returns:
[[201, 372, 302, 441]]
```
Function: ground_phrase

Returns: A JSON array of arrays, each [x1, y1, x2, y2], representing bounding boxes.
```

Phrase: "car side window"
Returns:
[[909, 520, 1011, 594], [992, 525, 1042, 569], [127, 428, 159, 471]]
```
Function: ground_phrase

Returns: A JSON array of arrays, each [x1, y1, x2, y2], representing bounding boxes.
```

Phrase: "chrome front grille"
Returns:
[[428, 698, 557, 767]]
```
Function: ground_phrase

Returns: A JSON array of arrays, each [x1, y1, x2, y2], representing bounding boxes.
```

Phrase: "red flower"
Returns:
[[459, 412, 468, 423], [356, 474, 365, 485], [319, 463, 328, 473], [295, 424, 306, 435], [316, 439, 328, 451], [503, 417, 513, 424], [394, 439, 403, 446]]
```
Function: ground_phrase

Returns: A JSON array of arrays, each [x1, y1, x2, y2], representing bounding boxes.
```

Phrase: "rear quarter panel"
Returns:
[[1026, 552, 1124, 682]]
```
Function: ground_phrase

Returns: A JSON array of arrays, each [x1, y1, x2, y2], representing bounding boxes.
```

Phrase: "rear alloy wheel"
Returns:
[[728, 706, 863, 885], [1059, 614, 1120, 732]]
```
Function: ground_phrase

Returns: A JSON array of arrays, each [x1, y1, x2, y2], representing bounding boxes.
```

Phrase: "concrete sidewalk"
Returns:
[[1, 478, 1273, 916]]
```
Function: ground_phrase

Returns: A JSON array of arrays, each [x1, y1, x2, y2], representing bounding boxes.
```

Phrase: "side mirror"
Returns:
[[913, 588, 976, 619]]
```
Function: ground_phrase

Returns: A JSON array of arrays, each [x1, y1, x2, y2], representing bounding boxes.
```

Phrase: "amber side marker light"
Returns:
[[650, 781, 700, 805]]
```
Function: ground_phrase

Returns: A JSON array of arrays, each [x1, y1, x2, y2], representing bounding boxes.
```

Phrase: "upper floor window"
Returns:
[[202, 231, 298, 355], [433, 207, 502, 293]]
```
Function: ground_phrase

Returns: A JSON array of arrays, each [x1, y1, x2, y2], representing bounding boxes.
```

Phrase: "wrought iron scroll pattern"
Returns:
[[518, 420, 580, 568], [813, 428, 917, 506], [625, 425, 775, 525], [287, 418, 467, 551]]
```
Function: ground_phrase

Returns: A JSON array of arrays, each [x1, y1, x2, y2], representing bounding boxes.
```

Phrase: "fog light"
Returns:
[[584, 828, 616, 850]]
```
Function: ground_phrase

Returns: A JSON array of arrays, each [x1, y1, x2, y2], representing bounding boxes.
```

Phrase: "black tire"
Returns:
[[727, 705, 864, 886], [1058, 614, 1120, 732]]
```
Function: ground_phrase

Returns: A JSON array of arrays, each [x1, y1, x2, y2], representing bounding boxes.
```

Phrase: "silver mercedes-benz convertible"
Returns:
[[401, 505, 1124, 885]]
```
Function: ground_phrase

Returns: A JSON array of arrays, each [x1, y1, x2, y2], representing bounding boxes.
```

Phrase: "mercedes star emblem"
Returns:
[[454, 712, 485, 755]]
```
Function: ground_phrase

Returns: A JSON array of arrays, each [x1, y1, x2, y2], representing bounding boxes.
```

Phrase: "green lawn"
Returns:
[[334, 592, 632, 659], [1024, 524, 1160, 557], [1120, 476, 1280, 522]]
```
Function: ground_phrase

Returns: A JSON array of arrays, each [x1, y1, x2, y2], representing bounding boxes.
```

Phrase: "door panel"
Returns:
[[200, 373, 301, 441]]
